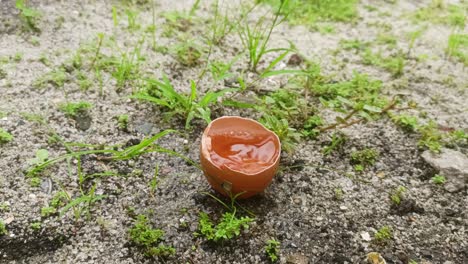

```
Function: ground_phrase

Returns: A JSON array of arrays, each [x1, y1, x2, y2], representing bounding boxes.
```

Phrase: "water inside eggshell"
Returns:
[[208, 130, 277, 174]]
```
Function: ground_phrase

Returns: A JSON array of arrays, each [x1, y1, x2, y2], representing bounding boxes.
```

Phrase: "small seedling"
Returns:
[[448, 130, 467, 146], [334, 188, 344, 200], [50, 191, 68, 208], [362, 48, 405, 77], [431, 174, 446, 185], [33, 68, 68, 89], [302, 115, 323, 139], [417, 121, 442, 152], [29, 149, 49, 166], [412, 2, 466, 29], [0, 220, 6, 235], [265, 238, 280, 262], [208, 0, 235, 45], [260, 114, 301, 153], [59, 184, 106, 221], [390, 186, 406, 205], [350, 148, 379, 169], [0, 129, 13, 144], [0, 203, 10, 212], [209, 56, 240, 81], [354, 164, 364, 172], [15, 0, 42, 32], [58, 101, 92, 118], [30, 177, 41, 187], [126, 9, 140, 31], [174, 41, 202, 67], [374, 226, 392, 242], [0, 68, 6, 79], [446, 34, 468, 66], [41, 206, 57, 217], [77, 72, 92, 91], [149, 164, 159, 195], [259, 0, 359, 27], [30, 222, 41, 231], [117, 114, 129, 131], [322, 132, 346, 155], [391, 114, 418, 132], [13, 53, 23, 63], [129, 214, 175, 257], [196, 211, 253, 242]]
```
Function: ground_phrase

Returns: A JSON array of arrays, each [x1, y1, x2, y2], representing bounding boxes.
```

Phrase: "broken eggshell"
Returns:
[[200, 116, 281, 199]]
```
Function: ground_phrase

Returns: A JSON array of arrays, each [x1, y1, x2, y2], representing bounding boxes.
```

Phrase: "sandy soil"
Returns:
[[0, 0, 467, 263]]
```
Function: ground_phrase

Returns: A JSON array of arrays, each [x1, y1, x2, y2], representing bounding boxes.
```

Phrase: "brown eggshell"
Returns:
[[200, 116, 281, 199]]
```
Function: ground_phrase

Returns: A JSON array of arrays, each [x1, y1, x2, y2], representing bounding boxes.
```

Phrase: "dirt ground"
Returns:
[[0, 0, 467, 263]]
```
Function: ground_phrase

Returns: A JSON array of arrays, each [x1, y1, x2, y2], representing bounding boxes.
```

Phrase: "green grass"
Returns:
[[207, 0, 235, 45], [411, 1, 467, 29], [447, 34, 468, 66], [15, 0, 42, 32], [259, 0, 359, 26], [132, 77, 235, 128], [112, 41, 144, 90], [58, 101, 93, 118], [238, 0, 290, 72], [0, 220, 6, 235], [362, 48, 405, 77], [173, 41, 202, 67], [0, 128, 13, 144], [33, 68, 68, 89]]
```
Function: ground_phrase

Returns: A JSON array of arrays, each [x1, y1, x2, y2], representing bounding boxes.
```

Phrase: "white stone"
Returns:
[[422, 148, 468, 192], [361, 232, 371, 241]]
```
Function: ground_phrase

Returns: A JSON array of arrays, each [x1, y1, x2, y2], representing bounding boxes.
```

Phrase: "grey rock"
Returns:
[[422, 148, 468, 192], [135, 122, 153, 135], [75, 112, 92, 131], [286, 253, 309, 264]]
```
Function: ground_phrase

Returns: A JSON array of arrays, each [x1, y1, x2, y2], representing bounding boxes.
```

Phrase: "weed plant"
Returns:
[[129, 214, 175, 257], [265, 238, 280, 262], [0, 220, 6, 235], [238, 0, 289, 72], [16, 0, 42, 32], [0, 129, 13, 144], [431, 174, 446, 184], [390, 186, 406, 205], [447, 34, 468, 66], [58, 101, 92, 118], [350, 148, 379, 169], [374, 226, 392, 242], [259, 0, 359, 26], [132, 77, 235, 128], [33, 68, 68, 89]]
